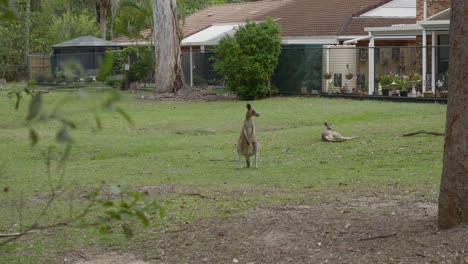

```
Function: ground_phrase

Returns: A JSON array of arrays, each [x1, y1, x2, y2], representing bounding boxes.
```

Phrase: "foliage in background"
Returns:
[[0, 0, 16, 21], [49, 11, 100, 43], [0, 0, 259, 81], [62, 60, 85, 83], [97, 46, 154, 88], [114, 0, 152, 42], [0, 0, 100, 81], [97, 51, 116, 82], [124, 46, 154, 83], [213, 18, 281, 100]]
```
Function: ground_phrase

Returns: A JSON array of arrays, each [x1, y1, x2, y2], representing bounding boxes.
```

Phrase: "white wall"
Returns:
[[322, 46, 358, 92]]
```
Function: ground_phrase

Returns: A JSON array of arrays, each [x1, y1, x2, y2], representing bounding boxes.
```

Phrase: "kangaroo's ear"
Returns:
[[247, 104, 251, 110], [324, 122, 328, 127]]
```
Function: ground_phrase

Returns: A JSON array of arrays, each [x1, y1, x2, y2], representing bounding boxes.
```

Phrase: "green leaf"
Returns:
[[12, 91, 22, 110], [102, 201, 114, 207], [115, 106, 134, 127], [136, 211, 149, 226], [56, 126, 72, 143], [61, 119, 77, 129], [99, 225, 111, 235], [26, 93, 42, 120], [94, 114, 102, 130], [159, 207, 166, 218], [110, 184, 121, 194], [131, 191, 142, 199], [106, 210, 121, 220], [122, 225, 133, 239], [29, 128, 39, 146]]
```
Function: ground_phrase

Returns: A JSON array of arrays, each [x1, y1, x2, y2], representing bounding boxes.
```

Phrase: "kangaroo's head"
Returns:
[[246, 103, 260, 118], [324, 122, 333, 131]]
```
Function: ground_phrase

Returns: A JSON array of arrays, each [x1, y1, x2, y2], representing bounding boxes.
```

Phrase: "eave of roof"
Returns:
[[53, 36, 119, 48]]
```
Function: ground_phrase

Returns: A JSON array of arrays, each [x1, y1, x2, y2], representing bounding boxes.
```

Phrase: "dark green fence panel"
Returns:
[[272, 45, 323, 94]]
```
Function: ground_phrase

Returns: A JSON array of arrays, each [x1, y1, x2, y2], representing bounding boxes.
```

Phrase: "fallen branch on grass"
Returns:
[[0, 230, 38, 237], [402, 130, 445, 137], [359, 232, 397, 241], [184, 193, 216, 200]]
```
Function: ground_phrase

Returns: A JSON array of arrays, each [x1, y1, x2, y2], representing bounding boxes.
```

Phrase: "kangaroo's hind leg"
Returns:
[[253, 142, 259, 168], [254, 152, 258, 169], [245, 157, 250, 168]]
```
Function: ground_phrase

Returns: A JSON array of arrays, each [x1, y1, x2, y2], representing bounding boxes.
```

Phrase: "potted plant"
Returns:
[[408, 72, 422, 95], [395, 76, 410, 97], [345, 64, 354, 80], [327, 79, 337, 94], [378, 74, 394, 96], [323, 72, 332, 80], [300, 80, 308, 95]]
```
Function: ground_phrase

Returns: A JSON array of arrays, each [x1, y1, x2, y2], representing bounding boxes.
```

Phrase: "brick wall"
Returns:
[[416, 0, 451, 20]]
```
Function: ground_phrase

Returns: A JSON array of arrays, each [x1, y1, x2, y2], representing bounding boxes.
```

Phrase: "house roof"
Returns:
[[360, 0, 416, 17], [181, 23, 243, 46], [53, 36, 119, 48], [364, 8, 450, 35], [112, 29, 153, 46], [112, 0, 417, 45], [182, 0, 416, 39], [340, 17, 416, 36]]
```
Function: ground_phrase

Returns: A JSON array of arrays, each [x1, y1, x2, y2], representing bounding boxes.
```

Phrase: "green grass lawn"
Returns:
[[0, 85, 446, 263]]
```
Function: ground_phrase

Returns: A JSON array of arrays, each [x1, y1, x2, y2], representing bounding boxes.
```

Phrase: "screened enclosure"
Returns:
[[52, 36, 120, 78]]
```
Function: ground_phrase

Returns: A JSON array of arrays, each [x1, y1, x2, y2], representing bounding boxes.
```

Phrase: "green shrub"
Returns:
[[97, 47, 154, 86], [105, 74, 125, 88], [124, 47, 154, 83], [213, 18, 281, 100], [63, 60, 85, 83], [97, 52, 115, 82], [84, 76, 94, 83]]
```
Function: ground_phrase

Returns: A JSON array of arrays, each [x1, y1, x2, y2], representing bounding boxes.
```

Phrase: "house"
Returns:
[[113, 0, 419, 94], [180, 0, 419, 93], [358, 0, 451, 95]]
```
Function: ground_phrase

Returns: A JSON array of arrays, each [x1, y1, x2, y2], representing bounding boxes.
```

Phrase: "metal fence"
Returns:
[[9, 45, 449, 97], [182, 45, 449, 97]]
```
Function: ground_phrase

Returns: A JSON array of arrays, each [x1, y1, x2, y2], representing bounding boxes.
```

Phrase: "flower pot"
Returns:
[[423, 92, 433, 97], [345, 73, 354, 80], [323, 73, 332, 79]]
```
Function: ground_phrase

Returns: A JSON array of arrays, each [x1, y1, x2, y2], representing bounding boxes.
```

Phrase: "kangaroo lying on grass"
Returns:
[[322, 122, 359, 142], [237, 104, 260, 168]]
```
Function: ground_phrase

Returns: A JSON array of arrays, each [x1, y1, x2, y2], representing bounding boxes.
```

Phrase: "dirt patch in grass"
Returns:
[[66, 189, 468, 264], [66, 252, 148, 264], [141, 86, 237, 102]]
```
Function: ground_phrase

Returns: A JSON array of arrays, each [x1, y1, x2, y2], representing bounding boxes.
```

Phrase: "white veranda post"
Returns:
[[326, 46, 330, 92], [431, 31, 436, 95], [368, 33, 375, 95], [422, 28, 427, 93]]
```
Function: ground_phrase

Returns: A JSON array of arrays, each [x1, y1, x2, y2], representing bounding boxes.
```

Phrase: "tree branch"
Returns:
[[359, 232, 397, 241], [402, 130, 445, 137]]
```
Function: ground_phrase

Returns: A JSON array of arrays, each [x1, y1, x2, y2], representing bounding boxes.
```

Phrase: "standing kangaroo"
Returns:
[[237, 104, 260, 168], [322, 122, 359, 142]]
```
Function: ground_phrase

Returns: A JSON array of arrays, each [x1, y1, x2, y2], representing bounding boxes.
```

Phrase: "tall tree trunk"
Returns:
[[151, 0, 185, 93], [25, 0, 30, 55], [437, 0, 468, 229], [109, 0, 119, 40], [98, 0, 107, 39]]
